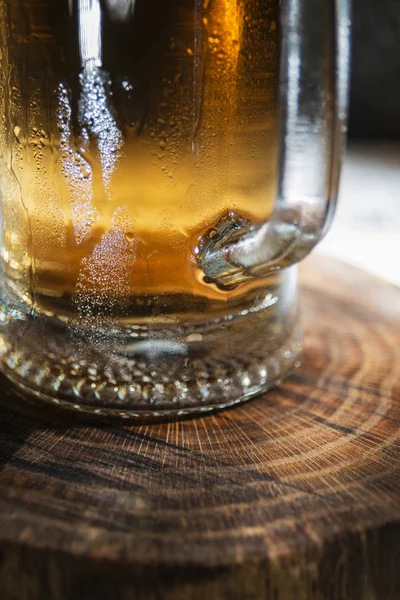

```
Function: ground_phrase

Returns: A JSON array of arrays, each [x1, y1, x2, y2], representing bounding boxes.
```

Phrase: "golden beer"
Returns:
[[0, 0, 279, 318], [0, 0, 301, 417]]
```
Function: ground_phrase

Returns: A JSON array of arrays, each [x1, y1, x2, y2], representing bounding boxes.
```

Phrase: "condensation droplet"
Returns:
[[14, 125, 21, 141], [125, 231, 135, 242], [185, 333, 203, 343]]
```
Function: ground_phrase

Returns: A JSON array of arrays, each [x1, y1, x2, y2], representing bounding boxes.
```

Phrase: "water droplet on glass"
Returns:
[[185, 333, 203, 343], [13, 125, 21, 142]]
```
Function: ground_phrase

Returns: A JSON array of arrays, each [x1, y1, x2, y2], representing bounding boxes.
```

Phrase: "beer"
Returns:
[[0, 0, 280, 321], [0, 0, 294, 416]]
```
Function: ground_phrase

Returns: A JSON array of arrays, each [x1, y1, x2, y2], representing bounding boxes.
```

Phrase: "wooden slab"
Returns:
[[0, 255, 399, 600]]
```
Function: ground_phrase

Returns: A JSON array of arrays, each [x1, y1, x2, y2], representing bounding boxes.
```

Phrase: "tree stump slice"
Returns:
[[0, 255, 399, 600]]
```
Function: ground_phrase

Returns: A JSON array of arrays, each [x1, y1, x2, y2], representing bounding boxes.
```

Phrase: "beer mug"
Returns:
[[0, 0, 350, 418]]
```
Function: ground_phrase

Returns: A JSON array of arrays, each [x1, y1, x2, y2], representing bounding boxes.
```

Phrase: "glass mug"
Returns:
[[0, 0, 350, 418]]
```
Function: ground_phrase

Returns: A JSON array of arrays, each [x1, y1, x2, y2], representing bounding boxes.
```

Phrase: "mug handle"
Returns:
[[197, 0, 351, 289]]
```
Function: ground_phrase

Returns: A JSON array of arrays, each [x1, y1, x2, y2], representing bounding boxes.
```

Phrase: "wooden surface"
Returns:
[[0, 255, 399, 600]]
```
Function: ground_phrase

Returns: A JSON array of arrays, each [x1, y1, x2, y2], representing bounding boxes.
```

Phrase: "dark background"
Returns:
[[349, 0, 400, 139]]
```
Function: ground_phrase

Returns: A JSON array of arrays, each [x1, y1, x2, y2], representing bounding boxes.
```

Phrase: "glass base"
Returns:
[[0, 276, 302, 420], [0, 332, 301, 420]]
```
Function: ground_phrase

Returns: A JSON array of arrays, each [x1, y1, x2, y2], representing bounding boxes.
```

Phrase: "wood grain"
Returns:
[[0, 255, 399, 600]]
